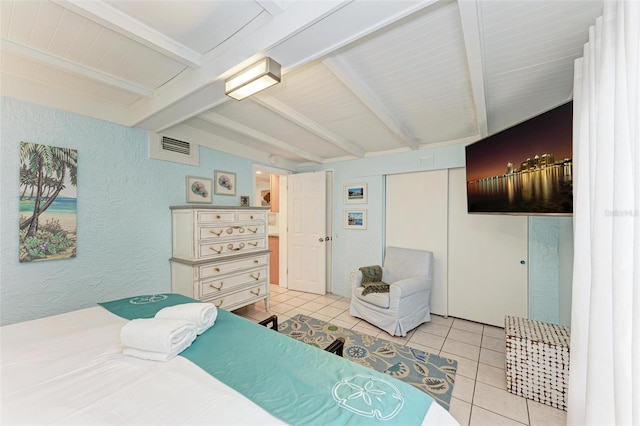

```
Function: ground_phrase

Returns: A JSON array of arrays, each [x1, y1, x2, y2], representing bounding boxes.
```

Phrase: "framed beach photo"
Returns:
[[186, 176, 212, 203], [344, 183, 367, 204], [214, 170, 236, 196], [344, 209, 367, 229]]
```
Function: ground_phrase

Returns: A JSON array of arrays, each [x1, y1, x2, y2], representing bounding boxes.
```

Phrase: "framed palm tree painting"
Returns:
[[19, 142, 78, 262]]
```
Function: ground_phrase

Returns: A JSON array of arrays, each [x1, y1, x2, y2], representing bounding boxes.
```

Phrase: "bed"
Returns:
[[1, 294, 459, 425]]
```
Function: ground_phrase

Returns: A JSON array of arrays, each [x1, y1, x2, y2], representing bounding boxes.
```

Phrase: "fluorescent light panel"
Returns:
[[225, 57, 281, 100]]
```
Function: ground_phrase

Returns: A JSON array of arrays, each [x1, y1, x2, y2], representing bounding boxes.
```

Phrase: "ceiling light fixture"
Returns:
[[224, 57, 281, 101]]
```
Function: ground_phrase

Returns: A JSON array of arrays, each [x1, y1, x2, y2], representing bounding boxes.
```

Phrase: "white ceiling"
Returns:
[[0, 0, 603, 170]]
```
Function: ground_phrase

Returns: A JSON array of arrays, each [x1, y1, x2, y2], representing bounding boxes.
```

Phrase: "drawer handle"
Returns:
[[253, 259, 259, 264], [216, 215, 221, 219], [250, 272, 261, 281], [248, 227, 258, 233], [248, 242, 258, 247], [250, 215, 254, 220], [250, 288, 261, 296], [214, 267, 220, 272], [214, 299, 223, 307], [226, 226, 245, 234], [209, 229, 223, 236], [209, 282, 223, 291], [227, 242, 245, 251], [209, 246, 223, 254]]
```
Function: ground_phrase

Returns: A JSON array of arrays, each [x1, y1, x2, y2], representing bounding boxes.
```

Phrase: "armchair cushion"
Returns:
[[353, 288, 391, 309], [359, 265, 383, 284]]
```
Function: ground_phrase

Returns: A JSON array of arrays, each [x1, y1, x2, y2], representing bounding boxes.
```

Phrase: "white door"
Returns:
[[386, 170, 449, 316], [448, 167, 528, 327], [287, 171, 326, 294]]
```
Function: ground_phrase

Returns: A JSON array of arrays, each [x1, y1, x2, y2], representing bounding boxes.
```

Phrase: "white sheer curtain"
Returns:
[[569, 1, 639, 425]]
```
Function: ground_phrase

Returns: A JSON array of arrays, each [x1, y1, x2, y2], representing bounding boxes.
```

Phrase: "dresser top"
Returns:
[[171, 205, 270, 211]]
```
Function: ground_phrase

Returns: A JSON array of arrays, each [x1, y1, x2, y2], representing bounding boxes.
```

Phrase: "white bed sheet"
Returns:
[[1, 307, 458, 425]]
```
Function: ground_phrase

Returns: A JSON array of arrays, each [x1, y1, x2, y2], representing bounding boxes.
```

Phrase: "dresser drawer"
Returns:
[[198, 238, 267, 259], [200, 267, 267, 298], [197, 210, 235, 223], [198, 224, 266, 241], [238, 211, 266, 223], [199, 255, 268, 279], [207, 283, 268, 309]]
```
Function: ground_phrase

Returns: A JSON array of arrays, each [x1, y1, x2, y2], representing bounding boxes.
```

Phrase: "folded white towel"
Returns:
[[122, 347, 184, 362], [155, 303, 218, 335], [120, 318, 197, 359]]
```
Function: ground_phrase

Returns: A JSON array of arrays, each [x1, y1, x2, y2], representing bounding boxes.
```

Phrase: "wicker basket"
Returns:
[[505, 316, 570, 410]]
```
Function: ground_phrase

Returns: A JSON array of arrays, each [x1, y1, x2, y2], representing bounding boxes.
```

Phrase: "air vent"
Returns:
[[161, 136, 190, 155], [149, 133, 199, 166]]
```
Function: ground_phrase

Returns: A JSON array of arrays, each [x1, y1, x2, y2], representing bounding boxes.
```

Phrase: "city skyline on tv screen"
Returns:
[[465, 102, 573, 215]]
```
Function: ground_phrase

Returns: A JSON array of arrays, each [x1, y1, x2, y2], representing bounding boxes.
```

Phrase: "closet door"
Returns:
[[448, 168, 528, 327], [386, 170, 448, 316]]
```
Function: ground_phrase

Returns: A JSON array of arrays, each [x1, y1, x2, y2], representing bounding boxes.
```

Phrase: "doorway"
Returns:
[[253, 167, 333, 294], [253, 165, 289, 288]]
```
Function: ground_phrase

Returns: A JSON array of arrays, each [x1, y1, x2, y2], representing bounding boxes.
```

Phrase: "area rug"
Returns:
[[278, 314, 458, 410]]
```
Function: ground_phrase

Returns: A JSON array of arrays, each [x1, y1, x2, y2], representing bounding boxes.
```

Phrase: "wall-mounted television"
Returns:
[[465, 102, 573, 216]]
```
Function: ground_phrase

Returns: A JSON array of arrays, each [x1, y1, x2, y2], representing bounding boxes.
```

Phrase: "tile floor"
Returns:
[[233, 285, 567, 426]]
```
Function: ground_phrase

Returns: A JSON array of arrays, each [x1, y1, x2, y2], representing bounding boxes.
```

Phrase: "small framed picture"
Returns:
[[345, 183, 367, 204], [240, 195, 250, 207], [186, 176, 212, 203], [344, 209, 367, 229], [214, 170, 236, 196]]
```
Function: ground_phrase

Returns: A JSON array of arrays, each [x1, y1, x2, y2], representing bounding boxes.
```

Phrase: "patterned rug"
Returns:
[[279, 314, 458, 410]]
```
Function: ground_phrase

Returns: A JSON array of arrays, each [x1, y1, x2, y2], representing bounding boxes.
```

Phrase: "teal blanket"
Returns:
[[101, 294, 434, 424]]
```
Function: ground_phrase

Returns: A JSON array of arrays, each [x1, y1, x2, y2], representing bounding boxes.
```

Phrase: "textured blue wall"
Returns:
[[0, 97, 254, 325], [528, 216, 574, 326], [1, 96, 572, 326]]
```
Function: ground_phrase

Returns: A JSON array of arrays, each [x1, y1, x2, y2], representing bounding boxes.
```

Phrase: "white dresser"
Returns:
[[170, 206, 270, 311]]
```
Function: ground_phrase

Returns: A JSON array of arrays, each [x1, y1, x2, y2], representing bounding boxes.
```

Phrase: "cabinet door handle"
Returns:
[[248, 227, 258, 233], [209, 246, 223, 254], [214, 299, 223, 307], [209, 229, 222, 236], [227, 242, 245, 251], [250, 288, 261, 296], [209, 282, 223, 291], [248, 242, 258, 247], [250, 272, 261, 281]]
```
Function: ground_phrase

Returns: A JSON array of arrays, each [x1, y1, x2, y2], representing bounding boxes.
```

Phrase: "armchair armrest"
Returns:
[[349, 271, 364, 289], [389, 276, 430, 298]]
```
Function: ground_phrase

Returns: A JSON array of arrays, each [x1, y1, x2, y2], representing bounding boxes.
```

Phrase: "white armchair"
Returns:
[[349, 247, 434, 337]]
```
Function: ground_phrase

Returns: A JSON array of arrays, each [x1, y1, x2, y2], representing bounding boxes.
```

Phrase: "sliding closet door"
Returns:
[[386, 170, 448, 316], [448, 167, 528, 327]]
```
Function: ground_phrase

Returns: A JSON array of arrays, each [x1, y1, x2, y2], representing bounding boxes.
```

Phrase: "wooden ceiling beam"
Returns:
[[457, 0, 489, 139], [1, 38, 153, 97], [322, 56, 420, 151], [55, 0, 202, 68], [253, 94, 365, 158], [199, 112, 324, 164]]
